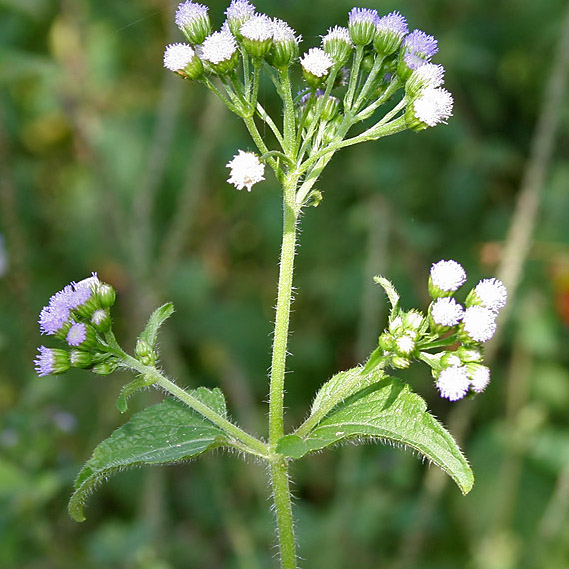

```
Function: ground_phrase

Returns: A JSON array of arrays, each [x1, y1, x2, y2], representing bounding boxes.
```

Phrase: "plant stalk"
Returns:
[[268, 175, 299, 446], [270, 459, 298, 569]]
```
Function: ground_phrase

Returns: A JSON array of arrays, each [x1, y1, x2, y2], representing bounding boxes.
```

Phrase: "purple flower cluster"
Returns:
[[39, 274, 99, 335]]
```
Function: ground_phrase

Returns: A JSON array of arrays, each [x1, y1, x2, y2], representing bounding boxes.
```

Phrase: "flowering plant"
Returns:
[[36, 2, 506, 567]]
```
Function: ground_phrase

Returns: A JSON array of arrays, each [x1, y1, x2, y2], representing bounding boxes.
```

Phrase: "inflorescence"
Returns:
[[35, 275, 119, 377], [163, 1, 454, 196], [369, 261, 507, 401]]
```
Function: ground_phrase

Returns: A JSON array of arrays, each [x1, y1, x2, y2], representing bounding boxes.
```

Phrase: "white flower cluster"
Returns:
[[428, 259, 507, 344], [226, 150, 265, 191]]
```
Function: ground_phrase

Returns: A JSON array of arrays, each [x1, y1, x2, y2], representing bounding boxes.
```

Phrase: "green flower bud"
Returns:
[[135, 338, 156, 366], [267, 19, 300, 69], [240, 15, 274, 59], [96, 283, 116, 308], [70, 350, 93, 369], [348, 8, 380, 46], [175, 2, 211, 45], [91, 360, 118, 376], [322, 26, 353, 65], [91, 308, 112, 333]]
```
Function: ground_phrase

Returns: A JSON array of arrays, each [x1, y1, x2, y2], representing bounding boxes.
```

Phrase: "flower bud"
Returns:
[[91, 308, 112, 333], [240, 14, 274, 59], [373, 11, 408, 56], [96, 283, 116, 309], [135, 338, 156, 366], [348, 8, 380, 46], [34, 346, 71, 377], [163, 43, 204, 80], [175, 1, 211, 45], [70, 350, 93, 369], [91, 360, 118, 375], [300, 48, 334, 87], [320, 95, 340, 122], [199, 30, 239, 76], [267, 19, 300, 69], [225, 0, 255, 38], [322, 26, 353, 65]]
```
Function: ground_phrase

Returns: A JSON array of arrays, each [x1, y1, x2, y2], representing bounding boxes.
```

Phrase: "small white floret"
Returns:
[[241, 14, 273, 41], [413, 87, 453, 127], [226, 150, 265, 192], [200, 30, 237, 64], [163, 43, 196, 71], [468, 365, 491, 393], [431, 297, 464, 327], [300, 48, 333, 78], [436, 365, 470, 401], [474, 278, 508, 312], [462, 305, 497, 343], [430, 259, 467, 292]]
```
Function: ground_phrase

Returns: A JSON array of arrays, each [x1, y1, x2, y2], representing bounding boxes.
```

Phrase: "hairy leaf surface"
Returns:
[[69, 387, 228, 521], [287, 377, 473, 494]]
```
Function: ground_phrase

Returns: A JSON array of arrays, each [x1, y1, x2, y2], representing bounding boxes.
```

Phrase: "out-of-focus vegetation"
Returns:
[[1, 0, 569, 567]]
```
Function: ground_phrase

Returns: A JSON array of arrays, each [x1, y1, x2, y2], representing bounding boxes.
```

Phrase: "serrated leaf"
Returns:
[[310, 365, 385, 418], [69, 388, 228, 522], [373, 276, 399, 312], [300, 378, 474, 494], [138, 303, 175, 350]]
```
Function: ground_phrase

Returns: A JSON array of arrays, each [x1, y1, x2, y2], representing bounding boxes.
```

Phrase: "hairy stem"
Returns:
[[270, 459, 298, 569], [269, 175, 299, 445], [119, 352, 270, 459]]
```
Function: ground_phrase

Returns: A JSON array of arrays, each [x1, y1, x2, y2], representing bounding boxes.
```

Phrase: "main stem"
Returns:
[[268, 175, 299, 446], [268, 173, 300, 569]]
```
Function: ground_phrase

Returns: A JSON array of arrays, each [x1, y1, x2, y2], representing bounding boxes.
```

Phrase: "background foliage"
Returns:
[[1, 0, 569, 567]]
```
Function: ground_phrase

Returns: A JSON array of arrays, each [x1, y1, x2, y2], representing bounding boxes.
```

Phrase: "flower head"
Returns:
[[163, 43, 203, 78], [300, 47, 334, 85], [225, 0, 256, 36], [430, 297, 464, 327], [175, 1, 211, 44], [429, 260, 467, 296], [470, 278, 508, 313], [462, 305, 497, 343], [226, 150, 265, 192], [348, 7, 380, 45], [322, 26, 353, 64], [199, 30, 239, 74], [34, 346, 71, 377], [402, 29, 438, 59], [267, 18, 301, 68], [407, 87, 453, 130], [467, 364, 491, 393], [374, 11, 408, 55], [240, 14, 274, 57], [406, 63, 445, 96], [436, 365, 470, 401], [39, 275, 98, 336]]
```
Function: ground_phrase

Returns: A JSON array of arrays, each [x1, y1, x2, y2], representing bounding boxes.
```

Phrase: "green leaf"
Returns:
[[296, 377, 474, 495], [373, 276, 399, 312], [69, 387, 228, 522], [139, 303, 175, 350], [115, 375, 154, 413], [310, 365, 385, 418], [275, 435, 308, 459]]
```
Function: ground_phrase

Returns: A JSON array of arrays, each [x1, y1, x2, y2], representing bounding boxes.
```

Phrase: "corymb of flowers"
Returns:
[[365, 260, 507, 402], [163, 1, 453, 198]]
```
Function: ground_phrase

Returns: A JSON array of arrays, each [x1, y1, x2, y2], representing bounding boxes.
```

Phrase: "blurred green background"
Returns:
[[1, 0, 569, 567]]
